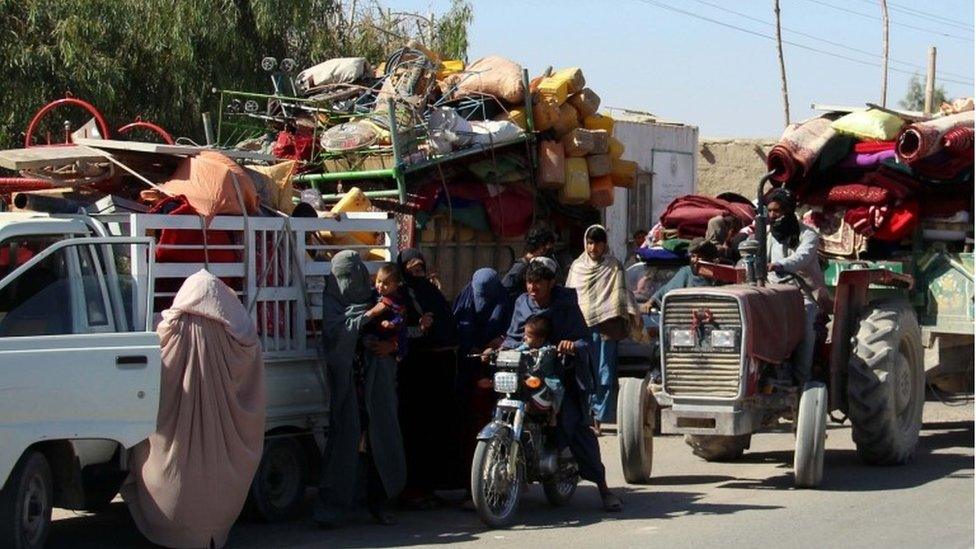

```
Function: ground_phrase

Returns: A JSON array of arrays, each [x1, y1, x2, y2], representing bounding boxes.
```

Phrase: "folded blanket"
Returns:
[[804, 183, 890, 207], [839, 149, 897, 169], [943, 126, 974, 157], [873, 201, 919, 242], [896, 110, 975, 164], [637, 247, 685, 261], [767, 116, 838, 183], [912, 150, 974, 181], [854, 140, 896, 153], [845, 205, 890, 237]]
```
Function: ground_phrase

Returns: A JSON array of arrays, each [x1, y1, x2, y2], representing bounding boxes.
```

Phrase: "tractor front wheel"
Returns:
[[846, 300, 924, 465]]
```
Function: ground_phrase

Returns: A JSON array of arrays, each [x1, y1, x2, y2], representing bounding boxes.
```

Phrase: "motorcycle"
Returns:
[[469, 347, 580, 528]]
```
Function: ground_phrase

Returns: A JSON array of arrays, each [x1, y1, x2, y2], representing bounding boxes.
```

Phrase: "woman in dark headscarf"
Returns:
[[315, 251, 406, 527], [454, 268, 511, 357], [452, 268, 513, 492], [395, 249, 461, 506]]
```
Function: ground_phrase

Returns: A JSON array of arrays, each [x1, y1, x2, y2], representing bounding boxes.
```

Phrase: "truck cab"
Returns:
[[0, 213, 160, 548]]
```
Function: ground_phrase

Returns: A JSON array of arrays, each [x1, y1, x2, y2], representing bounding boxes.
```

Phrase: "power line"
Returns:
[[688, 0, 973, 83], [797, 0, 973, 42], [633, 0, 974, 86], [854, 0, 974, 32]]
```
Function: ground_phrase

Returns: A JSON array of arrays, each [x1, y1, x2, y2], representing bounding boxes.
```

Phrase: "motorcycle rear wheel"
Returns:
[[471, 430, 524, 528]]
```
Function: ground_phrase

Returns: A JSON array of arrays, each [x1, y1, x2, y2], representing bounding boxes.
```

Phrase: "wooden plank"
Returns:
[[0, 145, 107, 170], [74, 138, 278, 161]]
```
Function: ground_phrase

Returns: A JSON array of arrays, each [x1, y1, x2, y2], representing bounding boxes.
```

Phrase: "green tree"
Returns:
[[0, 0, 472, 149], [898, 73, 948, 112]]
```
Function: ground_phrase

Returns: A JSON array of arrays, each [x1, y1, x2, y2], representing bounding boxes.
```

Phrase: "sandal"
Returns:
[[600, 491, 622, 512]]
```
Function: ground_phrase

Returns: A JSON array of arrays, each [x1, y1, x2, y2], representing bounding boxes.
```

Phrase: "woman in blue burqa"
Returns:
[[500, 258, 622, 511], [453, 268, 513, 487], [315, 250, 406, 527]]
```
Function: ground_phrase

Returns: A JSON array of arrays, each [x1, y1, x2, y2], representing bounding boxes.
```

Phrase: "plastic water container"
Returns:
[[437, 59, 464, 79], [537, 141, 566, 189], [329, 187, 377, 244], [611, 159, 638, 188], [569, 88, 601, 119], [562, 128, 595, 157], [608, 136, 625, 159], [584, 113, 614, 133], [553, 103, 580, 138], [504, 108, 528, 130], [550, 67, 586, 95], [532, 98, 559, 132], [560, 158, 591, 205], [538, 77, 569, 106], [589, 175, 614, 208], [586, 154, 611, 177]]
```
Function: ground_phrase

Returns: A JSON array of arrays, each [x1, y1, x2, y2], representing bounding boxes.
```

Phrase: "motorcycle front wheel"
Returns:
[[471, 430, 524, 528]]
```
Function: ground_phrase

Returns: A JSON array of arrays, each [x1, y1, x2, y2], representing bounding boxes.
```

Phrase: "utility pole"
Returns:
[[880, 0, 889, 107], [774, 0, 791, 126], [924, 46, 937, 114]]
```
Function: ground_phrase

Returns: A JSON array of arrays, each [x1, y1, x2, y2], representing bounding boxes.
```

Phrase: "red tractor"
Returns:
[[618, 173, 924, 488]]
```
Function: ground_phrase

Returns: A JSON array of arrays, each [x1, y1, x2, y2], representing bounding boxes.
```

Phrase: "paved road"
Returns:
[[52, 399, 974, 549]]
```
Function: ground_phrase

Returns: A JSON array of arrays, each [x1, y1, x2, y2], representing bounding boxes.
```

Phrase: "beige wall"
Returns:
[[697, 138, 776, 199]]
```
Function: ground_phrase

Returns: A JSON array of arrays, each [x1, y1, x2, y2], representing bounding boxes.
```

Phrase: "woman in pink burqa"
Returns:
[[121, 270, 265, 549]]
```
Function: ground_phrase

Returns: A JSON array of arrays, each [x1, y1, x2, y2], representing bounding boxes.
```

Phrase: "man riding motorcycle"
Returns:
[[497, 258, 623, 512]]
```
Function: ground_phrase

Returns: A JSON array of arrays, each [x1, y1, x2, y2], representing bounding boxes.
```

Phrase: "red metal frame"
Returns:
[[827, 268, 914, 411], [24, 96, 111, 147], [695, 261, 746, 284], [116, 119, 175, 144]]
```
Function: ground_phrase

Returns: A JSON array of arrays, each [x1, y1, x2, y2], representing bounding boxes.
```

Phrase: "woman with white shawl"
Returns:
[[566, 225, 640, 434]]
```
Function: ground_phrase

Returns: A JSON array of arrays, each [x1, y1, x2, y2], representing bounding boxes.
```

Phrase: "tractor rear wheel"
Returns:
[[846, 300, 924, 465], [684, 434, 751, 462]]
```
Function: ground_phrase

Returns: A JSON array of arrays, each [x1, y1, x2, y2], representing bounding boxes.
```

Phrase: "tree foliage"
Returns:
[[898, 73, 948, 112], [0, 0, 472, 148]]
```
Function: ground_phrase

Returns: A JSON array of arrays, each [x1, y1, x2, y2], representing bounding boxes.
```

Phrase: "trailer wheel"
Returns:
[[684, 434, 751, 462], [245, 438, 308, 522], [0, 451, 53, 549], [847, 300, 924, 465], [794, 382, 827, 488], [617, 377, 654, 484]]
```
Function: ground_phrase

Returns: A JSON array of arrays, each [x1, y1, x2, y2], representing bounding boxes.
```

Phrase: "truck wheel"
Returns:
[[0, 451, 53, 549], [245, 438, 308, 522], [684, 434, 751, 462], [617, 377, 654, 484], [794, 382, 827, 488], [847, 300, 924, 465]]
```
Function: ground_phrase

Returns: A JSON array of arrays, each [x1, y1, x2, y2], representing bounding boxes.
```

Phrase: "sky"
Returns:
[[382, 0, 974, 138]]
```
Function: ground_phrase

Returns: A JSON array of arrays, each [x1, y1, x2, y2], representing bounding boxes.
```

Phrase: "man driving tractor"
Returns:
[[763, 187, 829, 386]]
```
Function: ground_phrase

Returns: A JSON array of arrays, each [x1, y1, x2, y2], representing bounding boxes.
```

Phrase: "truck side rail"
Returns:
[[94, 212, 398, 360]]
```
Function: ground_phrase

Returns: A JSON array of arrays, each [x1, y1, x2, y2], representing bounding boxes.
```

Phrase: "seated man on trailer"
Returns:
[[763, 188, 829, 385]]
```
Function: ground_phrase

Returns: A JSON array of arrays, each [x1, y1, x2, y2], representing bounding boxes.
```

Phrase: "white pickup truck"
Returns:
[[0, 210, 397, 548]]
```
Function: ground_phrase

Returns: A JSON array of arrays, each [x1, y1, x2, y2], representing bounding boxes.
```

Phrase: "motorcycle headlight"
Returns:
[[669, 329, 696, 349], [494, 371, 519, 394], [710, 329, 737, 349]]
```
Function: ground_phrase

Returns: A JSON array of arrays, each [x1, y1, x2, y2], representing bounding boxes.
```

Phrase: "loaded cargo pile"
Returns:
[[0, 43, 635, 297], [765, 99, 974, 258]]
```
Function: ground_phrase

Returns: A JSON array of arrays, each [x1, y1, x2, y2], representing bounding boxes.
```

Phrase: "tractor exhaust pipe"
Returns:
[[752, 170, 778, 287]]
